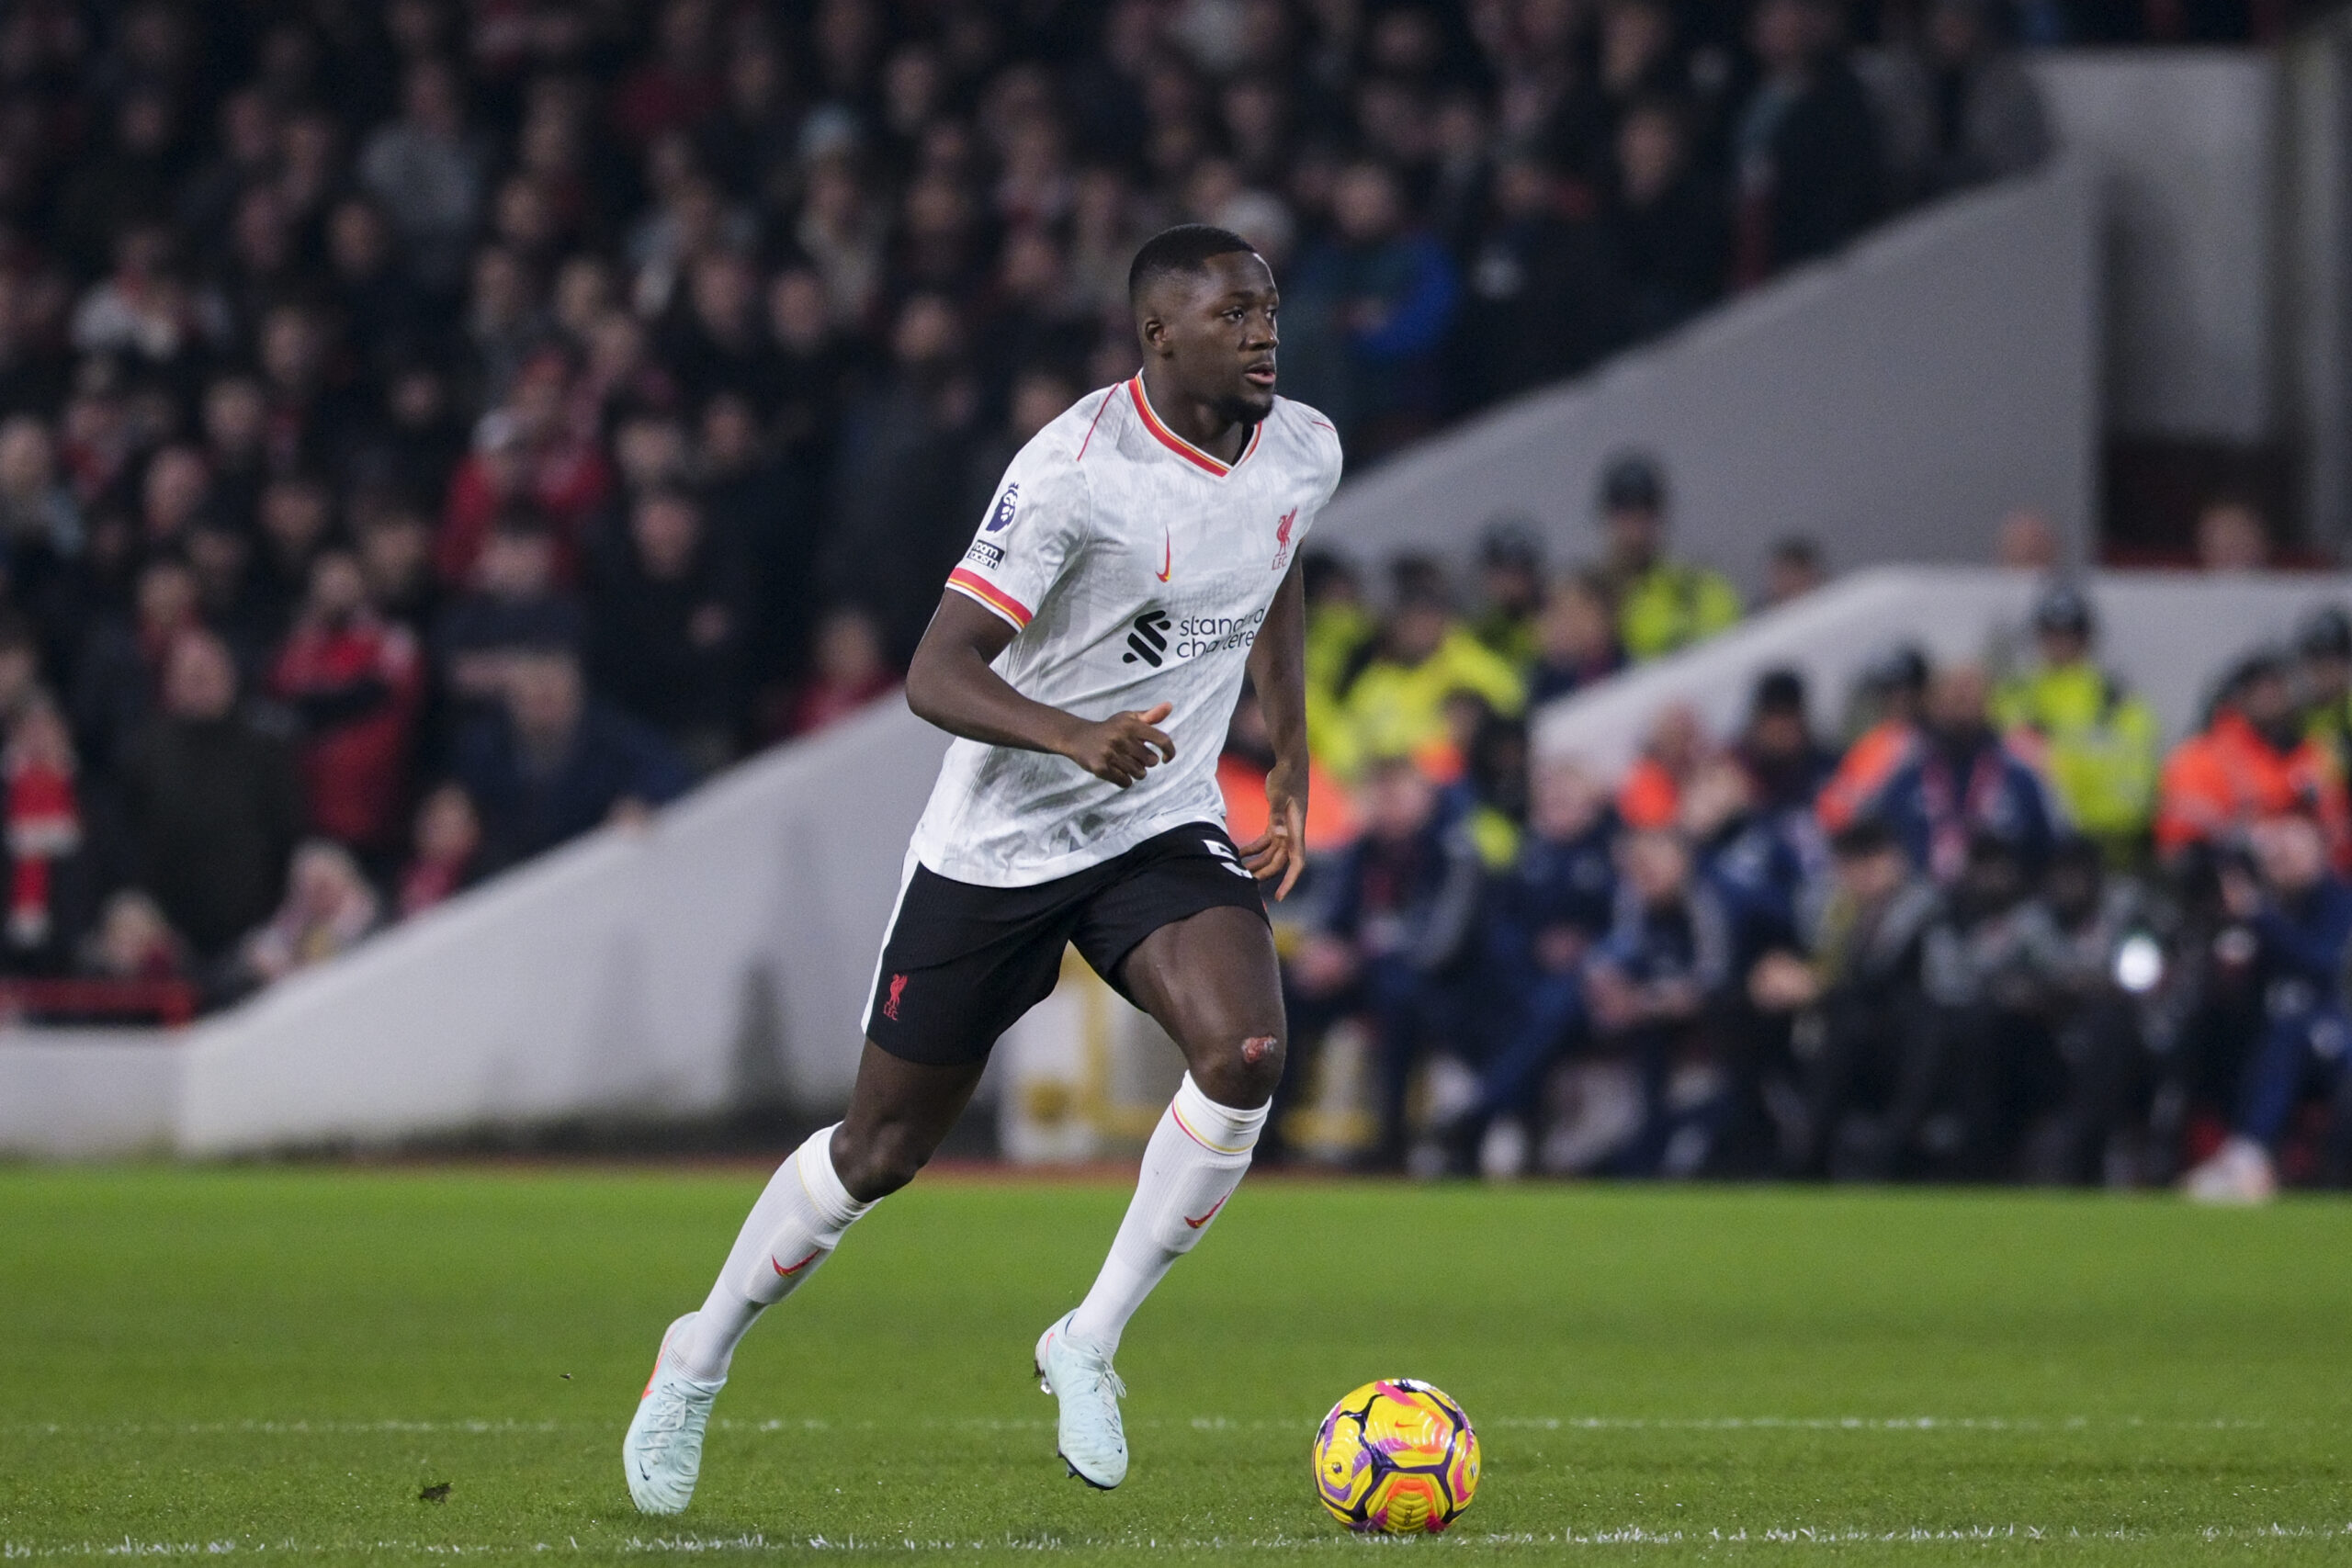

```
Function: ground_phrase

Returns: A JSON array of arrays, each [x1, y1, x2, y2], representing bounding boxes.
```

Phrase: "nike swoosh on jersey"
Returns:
[[1155, 532, 1171, 582]]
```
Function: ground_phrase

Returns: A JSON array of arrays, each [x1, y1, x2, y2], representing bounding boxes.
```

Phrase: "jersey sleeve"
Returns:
[[944, 445, 1089, 632]]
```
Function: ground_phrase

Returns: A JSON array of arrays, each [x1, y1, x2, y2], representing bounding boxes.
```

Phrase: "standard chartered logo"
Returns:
[[1123, 606, 1266, 667], [1173, 608, 1267, 658], [1119, 606, 1270, 667]]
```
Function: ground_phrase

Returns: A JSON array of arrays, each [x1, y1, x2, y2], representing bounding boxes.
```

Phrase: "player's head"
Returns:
[[1129, 224, 1278, 424]]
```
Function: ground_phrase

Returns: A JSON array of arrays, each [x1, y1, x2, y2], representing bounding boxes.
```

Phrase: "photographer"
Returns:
[[2182, 812, 2352, 1201], [1975, 839, 2165, 1183]]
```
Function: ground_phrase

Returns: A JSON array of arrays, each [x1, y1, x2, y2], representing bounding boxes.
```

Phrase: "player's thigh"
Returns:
[[1118, 905, 1287, 1100]]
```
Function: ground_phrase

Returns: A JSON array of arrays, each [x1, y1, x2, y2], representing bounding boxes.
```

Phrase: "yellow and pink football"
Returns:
[[1311, 1378, 1480, 1534]]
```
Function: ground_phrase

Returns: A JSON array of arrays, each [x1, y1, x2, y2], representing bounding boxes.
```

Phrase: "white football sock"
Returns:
[[1067, 1074, 1266, 1355], [676, 1124, 873, 1382]]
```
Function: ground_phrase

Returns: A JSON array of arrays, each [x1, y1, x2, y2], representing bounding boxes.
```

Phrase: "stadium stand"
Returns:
[[4, 0, 2349, 1198]]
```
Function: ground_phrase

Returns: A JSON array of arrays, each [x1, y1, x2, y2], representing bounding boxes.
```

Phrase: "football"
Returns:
[[1311, 1378, 1480, 1533]]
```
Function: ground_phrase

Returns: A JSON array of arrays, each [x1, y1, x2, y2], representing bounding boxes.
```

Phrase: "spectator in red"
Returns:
[[783, 605, 899, 740], [4, 699, 83, 964], [269, 550, 424, 858], [78, 890, 188, 984], [396, 782, 484, 919], [437, 350, 614, 587]]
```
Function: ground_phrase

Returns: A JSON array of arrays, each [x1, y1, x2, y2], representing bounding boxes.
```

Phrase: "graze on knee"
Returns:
[[1195, 1031, 1284, 1107]]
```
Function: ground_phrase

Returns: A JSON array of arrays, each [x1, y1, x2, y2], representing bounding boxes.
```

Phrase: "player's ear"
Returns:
[[1136, 307, 1170, 357]]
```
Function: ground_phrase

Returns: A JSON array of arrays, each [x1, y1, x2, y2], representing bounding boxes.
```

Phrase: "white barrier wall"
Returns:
[[0, 1031, 181, 1157], [1313, 163, 2101, 593], [171, 699, 947, 1154], [1532, 566, 2352, 778]]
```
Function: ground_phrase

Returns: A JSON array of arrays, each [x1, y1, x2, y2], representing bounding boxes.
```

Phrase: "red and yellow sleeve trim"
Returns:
[[946, 568, 1033, 629]]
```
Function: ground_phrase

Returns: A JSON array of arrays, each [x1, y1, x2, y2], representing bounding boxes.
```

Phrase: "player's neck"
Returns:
[[1137, 366, 1250, 464]]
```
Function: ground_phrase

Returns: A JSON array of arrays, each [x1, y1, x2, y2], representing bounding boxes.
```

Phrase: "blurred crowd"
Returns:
[[1245, 458, 2351, 1201], [0, 0, 2287, 1018]]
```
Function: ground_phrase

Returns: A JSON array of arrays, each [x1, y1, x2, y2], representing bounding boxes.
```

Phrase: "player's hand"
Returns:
[[1059, 702, 1176, 787], [1239, 763, 1308, 901]]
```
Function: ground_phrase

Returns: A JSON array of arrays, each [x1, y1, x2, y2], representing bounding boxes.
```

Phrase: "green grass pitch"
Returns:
[[2, 1168, 2348, 1563]]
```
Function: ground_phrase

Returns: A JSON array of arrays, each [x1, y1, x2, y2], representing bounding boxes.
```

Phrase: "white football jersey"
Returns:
[[908, 376, 1343, 886]]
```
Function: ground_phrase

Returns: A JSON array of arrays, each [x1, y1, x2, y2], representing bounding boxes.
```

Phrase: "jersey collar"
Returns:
[[1128, 376, 1261, 478]]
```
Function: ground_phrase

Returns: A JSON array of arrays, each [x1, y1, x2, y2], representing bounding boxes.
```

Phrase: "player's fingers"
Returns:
[[1138, 725, 1176, 763], [1136, 702, 1174, 725], [1235, 829, 1274, 860], [1274, 849, 1305, 902], [1094, 746, 1142, 785]]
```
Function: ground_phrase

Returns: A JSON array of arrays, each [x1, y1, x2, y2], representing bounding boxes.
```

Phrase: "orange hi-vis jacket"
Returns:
[[1616, 755, 1683, 830], [1816, 719, 1921, 833], [2154, 711, 2352, 864]]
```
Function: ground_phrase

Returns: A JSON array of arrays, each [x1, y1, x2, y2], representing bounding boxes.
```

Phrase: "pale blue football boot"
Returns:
[[1035, 1311, 1128, 1489], [624, 1313, 725, 1515]]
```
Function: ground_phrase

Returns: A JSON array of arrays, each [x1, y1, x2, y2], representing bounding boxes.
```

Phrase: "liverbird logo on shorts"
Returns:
[[1271, 506, 1298, 571]]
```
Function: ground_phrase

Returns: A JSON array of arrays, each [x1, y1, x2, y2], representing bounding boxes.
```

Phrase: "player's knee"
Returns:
[[1195, 1031, 1284, 1107], [831, 1123, 933, 1201]]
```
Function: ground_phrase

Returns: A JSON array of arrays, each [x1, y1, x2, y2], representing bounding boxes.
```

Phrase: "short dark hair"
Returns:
[[1599, 450, 1666, 513], [1127, 224, 1259, 304], [1752, 667, 1807, 716]]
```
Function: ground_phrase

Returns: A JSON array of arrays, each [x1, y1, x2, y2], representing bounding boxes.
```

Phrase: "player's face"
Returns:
[[1159, 251, 1280, 423]]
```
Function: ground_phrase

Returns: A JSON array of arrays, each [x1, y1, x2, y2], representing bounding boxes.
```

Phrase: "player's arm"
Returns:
[[905, 591, 1176, 788], [1239, 557, 1310, 900]]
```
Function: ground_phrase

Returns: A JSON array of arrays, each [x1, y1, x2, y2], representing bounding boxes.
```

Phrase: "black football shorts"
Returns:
[[863, 821, 1269, 1066]]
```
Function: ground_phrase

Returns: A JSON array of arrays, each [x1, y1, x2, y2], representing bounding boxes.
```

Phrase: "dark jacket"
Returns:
[[453, 702, 694, 866], [1737, 60, 1883, 274], [117, 714, 306, 957]]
